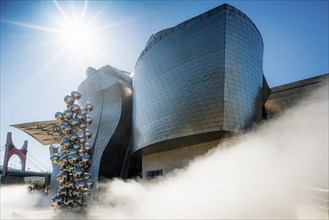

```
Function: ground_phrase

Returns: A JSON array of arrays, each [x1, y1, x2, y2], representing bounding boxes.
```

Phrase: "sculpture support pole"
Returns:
[[50, 91, 94, 212]]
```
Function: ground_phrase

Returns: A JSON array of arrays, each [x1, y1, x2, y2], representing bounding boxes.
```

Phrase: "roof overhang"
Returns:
[[11, 120, 62, 145]]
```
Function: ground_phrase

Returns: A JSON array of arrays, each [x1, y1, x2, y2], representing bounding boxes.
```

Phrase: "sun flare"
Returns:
[[59, 20, 95, 53], [5, 0, 111, 65]]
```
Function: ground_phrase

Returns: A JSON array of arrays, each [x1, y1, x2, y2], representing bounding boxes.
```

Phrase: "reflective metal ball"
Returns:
[[72, 143, 81, 150], [58, 156, 68, 166], [75, 181, 85, 189], [55, 112, 64, 121], [56, 172, 68, 183], [84, 130, 92, 139], [51, 195, 63, 207], [85, 116, 93, 125], [67, 154, 79, 164], [85, 102, 93, 112], [50, 154, 60, 163], [78, 136, 86, 144], [64, 165, 75, 173], [60, 120, 69, 126], [72, 168, 83, 178], [83, 189, 91, 197], [80, 155, 90, 166], [71, 190, 81, 197], [63, 110, 73, 120], [67, 133, 78, 142], [61, 124, 72, 135], [83, 173, 92, 180], [71, 91, 81, 100], [57, 188, 67, 196], [64, 95, 74, 105], [78, 123, 87, 131], [60, 138, 71, 150], [86, 180, 94, 189], [67, 148, 78, 155], [60, 149, 68, 157], [75, 113, 85, 121], [84, 143, 92, 153], [64, 197, 75, 206], [79, 109, 87, 115], [69, 118, 80, 127], [70, 104, 80, 113]]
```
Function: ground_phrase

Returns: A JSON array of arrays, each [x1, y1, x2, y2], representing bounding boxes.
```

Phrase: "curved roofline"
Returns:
[[136, 3, 263, 66]]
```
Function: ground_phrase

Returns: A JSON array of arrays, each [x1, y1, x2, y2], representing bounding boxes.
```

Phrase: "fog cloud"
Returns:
[[1, 85, 328, 219]]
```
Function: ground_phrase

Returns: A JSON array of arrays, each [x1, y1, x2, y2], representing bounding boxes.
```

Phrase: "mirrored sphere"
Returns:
[[60, 139, 71, 150], [64, 197, 75, 206], [75, 113, 85, 121], [69, 118, 80, 127], [83, 173, 92, 180], [65, 165, 75, 173], [72, 168, 83, 178], [83, 190, 91, 197], [67, 148, 78, 155], [64, 95, 74, 105], [85, 102, 93, 112], [80, 155, 90, 166], [50, 154, 60, 163], [67, 133, 78, 142], [75, 198, 84, 206], [55, 112, 64, 121], [78, 136, 86, 144], [79, 109, 87, 115], [58, 156, 68, 166], [71, 190, 81, 197], [51, 195, 63, 207], [75, 181, 85, 189], [68, 154, 79, 164], [86, 180, 94, 189], [72, 143, 81, 150], [57, 188, 67, 196], [84, 143, 92, 152], [65, 181, 75, 189], [60, 149, 68, 157], [78, 123, 86, 131], [61, 124, 72, 135], [63, 110, 73, 120], [84, 130, 92, 139], [71, 91, 81, 100], [57, 172, 68, 183], [70, 104, 80, 113], [85, 116, 93, 125], [60, 120, 69, 126]]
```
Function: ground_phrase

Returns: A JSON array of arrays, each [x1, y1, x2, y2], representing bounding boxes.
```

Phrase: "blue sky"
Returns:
[[1, 0, 328, 171]]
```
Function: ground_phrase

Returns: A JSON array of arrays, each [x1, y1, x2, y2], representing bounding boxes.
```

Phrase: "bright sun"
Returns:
[[59, 20, 95, 54], [7, 0, 108, 63]]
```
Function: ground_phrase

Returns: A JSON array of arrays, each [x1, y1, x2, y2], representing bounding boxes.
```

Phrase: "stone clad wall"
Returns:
[[142, 140, 220, 178]]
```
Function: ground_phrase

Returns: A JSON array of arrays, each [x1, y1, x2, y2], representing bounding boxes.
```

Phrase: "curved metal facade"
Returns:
[[133, 4, 264, 154], [78, 65, 132, 185]]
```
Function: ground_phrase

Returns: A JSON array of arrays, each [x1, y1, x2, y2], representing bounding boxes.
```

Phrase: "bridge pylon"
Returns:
[[2, 132, 28, 176]]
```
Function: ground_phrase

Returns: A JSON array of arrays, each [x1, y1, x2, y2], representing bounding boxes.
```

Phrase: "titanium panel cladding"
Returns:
[[133, 4, 264, 153]]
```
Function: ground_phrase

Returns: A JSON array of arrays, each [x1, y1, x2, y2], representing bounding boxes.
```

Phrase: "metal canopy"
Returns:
[[11, 120, 62, 145]]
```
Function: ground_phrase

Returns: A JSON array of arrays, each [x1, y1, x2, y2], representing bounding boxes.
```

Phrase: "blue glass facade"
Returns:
[[132, 4, 264, 154]]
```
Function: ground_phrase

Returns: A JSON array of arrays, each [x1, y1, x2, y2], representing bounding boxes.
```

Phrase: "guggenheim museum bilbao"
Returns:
[[14, 4, 328, 187]]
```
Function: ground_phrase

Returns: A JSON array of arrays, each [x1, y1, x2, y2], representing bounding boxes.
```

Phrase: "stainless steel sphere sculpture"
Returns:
[[51, 91, 94, 212]]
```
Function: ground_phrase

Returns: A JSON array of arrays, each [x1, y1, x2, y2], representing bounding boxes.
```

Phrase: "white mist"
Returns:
[[1, 86, 328, 219]]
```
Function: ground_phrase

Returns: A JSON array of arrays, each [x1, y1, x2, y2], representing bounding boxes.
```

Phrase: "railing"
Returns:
[[0, 168, 51, 177]]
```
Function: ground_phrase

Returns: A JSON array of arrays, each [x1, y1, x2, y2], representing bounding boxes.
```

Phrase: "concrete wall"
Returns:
[[265, 74, 329, 118]]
